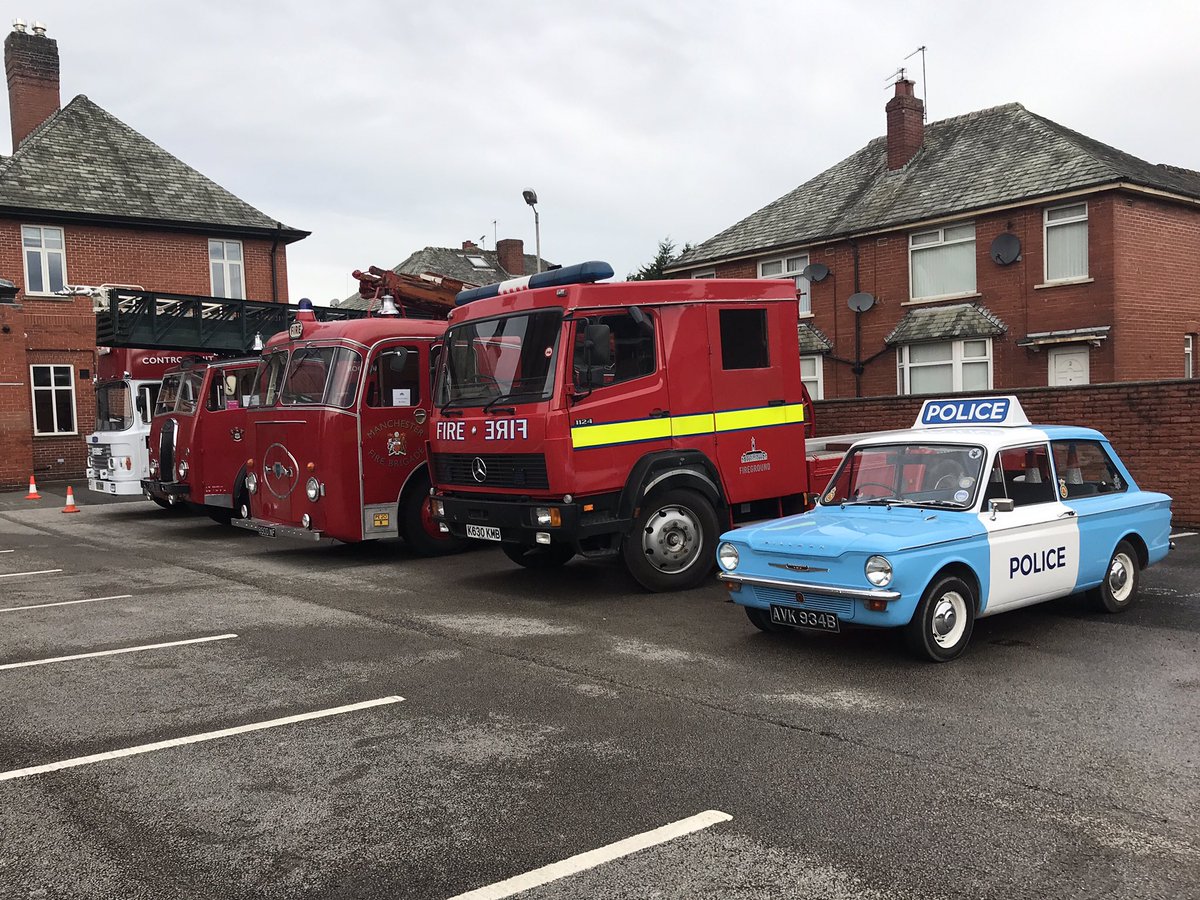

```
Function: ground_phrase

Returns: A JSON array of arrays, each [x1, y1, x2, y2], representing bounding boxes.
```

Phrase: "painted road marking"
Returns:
[[1170, 532, 1197, 539], [447, 809, 734, 900], [0, 633, 237, 671], [0, 569, 63, 579], [0, 549, 14, 553], [0, 695, 405, 783], [0, 594, 134, 614]]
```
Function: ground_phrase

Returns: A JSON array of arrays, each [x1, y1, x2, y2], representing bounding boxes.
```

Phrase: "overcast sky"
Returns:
[[13, 1, 1200, 303]]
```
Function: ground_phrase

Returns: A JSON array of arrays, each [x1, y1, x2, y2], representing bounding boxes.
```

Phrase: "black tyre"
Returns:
[[150, 495, 172, 510], [745, 606, 784, 633], [904, 574, 976, 662], [1088, 540, 1140, 613], [206, 506, 234, 525], [621, 487, 720, 592], [502, 542, 576, 569], [400, 477, 467, 557]]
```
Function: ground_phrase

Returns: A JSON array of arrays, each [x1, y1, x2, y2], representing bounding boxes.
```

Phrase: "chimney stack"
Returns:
[[5, 20, 60, 150], [885, 78, 924, 170], [461, 239, 478, 251], [496, 238, 525, 277]]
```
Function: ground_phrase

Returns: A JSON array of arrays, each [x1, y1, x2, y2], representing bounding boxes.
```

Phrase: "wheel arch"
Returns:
[[925, 561, 983, 614], [618, 450, 725, 518], [1117, 532, 1149, 569], [395, 461, 432, 506]]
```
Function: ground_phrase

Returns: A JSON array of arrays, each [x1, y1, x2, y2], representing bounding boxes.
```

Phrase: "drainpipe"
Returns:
[[851, 239, 862, 398], [269, 221, 282, 302]]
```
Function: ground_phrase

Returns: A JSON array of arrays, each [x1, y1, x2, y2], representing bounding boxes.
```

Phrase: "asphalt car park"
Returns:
[[1, 487, 1198, 899]]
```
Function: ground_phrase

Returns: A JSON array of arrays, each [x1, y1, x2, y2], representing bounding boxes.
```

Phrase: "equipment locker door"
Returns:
[[706, 304, 801, 504]]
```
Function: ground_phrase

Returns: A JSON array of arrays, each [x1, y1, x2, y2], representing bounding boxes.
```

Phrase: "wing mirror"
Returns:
[[988, 498, 1015, 520]]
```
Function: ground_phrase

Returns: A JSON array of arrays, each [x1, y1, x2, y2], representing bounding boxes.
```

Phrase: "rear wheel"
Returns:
[[622, 487, 720, 592], [502, 543, 576, 568], [1088, 540, 1140, 613], [904, 574, 976, 662], [400, 476, 467, 556], [150, 495, 172, 510]]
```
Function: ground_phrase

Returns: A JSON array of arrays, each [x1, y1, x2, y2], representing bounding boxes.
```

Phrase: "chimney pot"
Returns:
[[885, 77, 924, 170], [11, 19, 25, 33], [31, 21, 46, 37]]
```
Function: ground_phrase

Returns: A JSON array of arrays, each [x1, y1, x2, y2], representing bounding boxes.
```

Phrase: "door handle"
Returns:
[[1058, 509, 1076, 518], [648, 408, 670, 418]]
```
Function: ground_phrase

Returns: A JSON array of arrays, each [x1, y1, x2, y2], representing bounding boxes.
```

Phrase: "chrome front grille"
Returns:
[[751, 585, 855, 619]]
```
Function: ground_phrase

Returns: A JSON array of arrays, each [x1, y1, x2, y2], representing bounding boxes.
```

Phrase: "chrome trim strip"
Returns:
[[718, 572, 900, 602]]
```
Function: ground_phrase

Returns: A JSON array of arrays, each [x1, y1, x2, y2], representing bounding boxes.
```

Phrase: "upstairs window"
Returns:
[[719, 308, 770, 370], [209, 239, 245, 299], [1186, 335, 1194, 378], [801, 355, 824, 400], [22, 225, 67, 295], [30, 364, 76, 435], [691, 269, 715, 279], [897, 338, 991, 395], [909, 223, 976, 300], [1044, 203, 1088, 282], [759, 254, 811, 315]]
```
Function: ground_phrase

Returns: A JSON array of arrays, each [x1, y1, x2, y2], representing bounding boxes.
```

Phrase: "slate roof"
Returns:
[[885, 303, 1007, 346], [671, 103, 1200, 271], [798, 322, 833, 354], [0, 95, 306, 240], [340, 246, 548, 310]]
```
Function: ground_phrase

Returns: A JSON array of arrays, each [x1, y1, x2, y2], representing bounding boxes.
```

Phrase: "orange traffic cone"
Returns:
[[61, 486, 81, 514], [24, 475, 40, 500]]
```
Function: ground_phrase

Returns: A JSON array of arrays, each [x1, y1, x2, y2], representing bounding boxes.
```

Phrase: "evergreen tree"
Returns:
[[627, 237, 694, 281]]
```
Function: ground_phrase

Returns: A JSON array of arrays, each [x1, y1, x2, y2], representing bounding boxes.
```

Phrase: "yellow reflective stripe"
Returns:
[[714, 406, 785, 431], [783, 402, 806, 424], [571, 417, 672, 449], [670, 413, 715, 437]]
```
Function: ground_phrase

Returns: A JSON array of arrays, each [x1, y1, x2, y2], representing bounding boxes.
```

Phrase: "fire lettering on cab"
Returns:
[[486, 419, 528, 440], [437, 421, 465, 441]]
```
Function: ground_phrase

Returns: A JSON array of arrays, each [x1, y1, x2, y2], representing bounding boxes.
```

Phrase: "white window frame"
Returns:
[[1187, 334, 1194, 379], [692, 269, 716, 278], [801, 354, 824, 400], [209, 239, 246, 299], [758, 254, 811, 316], [1043, 202, 1089, 283], [896, 338, 992, 396], [908, 223, 976, 301], [22, 224, 67, 296], [30, 364, 77, 435]]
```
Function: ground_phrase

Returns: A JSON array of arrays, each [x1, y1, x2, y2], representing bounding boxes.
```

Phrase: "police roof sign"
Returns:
[[915, 396, 1031, 428]]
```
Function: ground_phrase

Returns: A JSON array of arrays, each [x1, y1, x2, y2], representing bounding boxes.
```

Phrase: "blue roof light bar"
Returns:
[[455, 260, 615, 306]]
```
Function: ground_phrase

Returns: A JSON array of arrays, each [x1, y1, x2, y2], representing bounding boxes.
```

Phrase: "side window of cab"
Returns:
[[984, 444, 1057, 507], [718, 308, 770, 370], [572, 311, 655, 389], [366, 345, 421, 408], [1051, 440, 1126, 497]]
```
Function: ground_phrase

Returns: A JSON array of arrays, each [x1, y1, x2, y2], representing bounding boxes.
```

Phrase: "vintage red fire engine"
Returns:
[[141, 356, 260, 520], [428, 262, 836, 591], [234, 295, 460, 554]]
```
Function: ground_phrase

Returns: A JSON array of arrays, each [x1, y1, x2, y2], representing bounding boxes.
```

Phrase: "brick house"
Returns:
[[667, 79, 1200, 400], [0, 23, 306, 489], [339, 239, 546, 310]]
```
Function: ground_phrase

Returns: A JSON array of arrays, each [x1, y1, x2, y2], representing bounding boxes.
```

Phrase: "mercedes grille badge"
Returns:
[[470, 457, 488, 483]]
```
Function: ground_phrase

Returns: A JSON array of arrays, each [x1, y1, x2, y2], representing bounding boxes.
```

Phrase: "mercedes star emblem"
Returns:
[[471, 457, 488, 482]]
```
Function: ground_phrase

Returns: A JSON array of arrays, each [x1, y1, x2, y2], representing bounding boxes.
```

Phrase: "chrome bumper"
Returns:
[[718, 572, 901, 602], [231, 517, 323, 542]]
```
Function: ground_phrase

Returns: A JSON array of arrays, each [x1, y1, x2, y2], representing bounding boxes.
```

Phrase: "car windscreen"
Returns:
[[436, 309, 562, 408], [821, 442, 986, 509], [95, 381, 133, 431]]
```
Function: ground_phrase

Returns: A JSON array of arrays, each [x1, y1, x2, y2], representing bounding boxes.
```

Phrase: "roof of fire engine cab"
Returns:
[[669, 102, 1200, 270], [0, 95, 307, 241], [265, 316, 447, 349]]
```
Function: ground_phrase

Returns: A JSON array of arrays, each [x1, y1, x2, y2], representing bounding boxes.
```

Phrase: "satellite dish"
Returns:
[[801, 262, 830, 283], [990, 233, 1021, 265], [847, 291, 875, 313]]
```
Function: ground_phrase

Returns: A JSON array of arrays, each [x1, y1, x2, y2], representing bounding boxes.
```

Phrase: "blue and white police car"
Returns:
[[716, 397, 1173, 661]]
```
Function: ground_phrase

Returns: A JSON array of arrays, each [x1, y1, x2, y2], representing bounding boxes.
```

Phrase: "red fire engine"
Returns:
[[429, 262, 836, 591], [86, 348, 216, 497], [234, 274, 464, 553], [141, 357, 260, 520]]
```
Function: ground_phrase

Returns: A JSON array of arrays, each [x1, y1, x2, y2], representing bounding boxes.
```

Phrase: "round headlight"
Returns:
[[148, 459, 158, 475], [176, 460, 189, 479], [245, 471, 258, 494], [305, 476, 320, 501], [718, 542, 740, 571], [865, 555, 893, 587]]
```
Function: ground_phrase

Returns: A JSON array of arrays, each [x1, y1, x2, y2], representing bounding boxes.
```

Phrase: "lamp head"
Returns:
[[522, 189, 538, 206]]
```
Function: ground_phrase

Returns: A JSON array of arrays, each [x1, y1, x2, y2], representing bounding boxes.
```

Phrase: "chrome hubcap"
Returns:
[[1109, 553, 1134, 602], [642, 505, 701, 573], [932, 599, 957, 637], [930, 590, 968, 648]]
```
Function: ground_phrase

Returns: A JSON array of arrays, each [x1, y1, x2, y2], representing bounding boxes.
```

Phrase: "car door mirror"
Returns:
[[385, 348, 410, 373], [988, 497, 1015, 520], [583, 323, 611, 368]]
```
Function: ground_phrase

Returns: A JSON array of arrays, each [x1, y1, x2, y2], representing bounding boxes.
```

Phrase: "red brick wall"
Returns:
[[0, 301, 34, 484], [813, 380, 1200, 526], [708, 189, 1199, 399]]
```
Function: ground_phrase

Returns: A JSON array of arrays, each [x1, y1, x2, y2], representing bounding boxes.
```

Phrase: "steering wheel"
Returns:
[[933, 473, 961, 490], [854, 482, 895, 499]]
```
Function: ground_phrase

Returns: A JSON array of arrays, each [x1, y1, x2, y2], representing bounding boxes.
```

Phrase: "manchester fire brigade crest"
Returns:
[[387, 431, 407, 457]]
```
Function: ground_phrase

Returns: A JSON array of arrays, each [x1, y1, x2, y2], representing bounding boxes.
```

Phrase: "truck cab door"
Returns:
[[360, 341, 428, 536], [566, 309, 668, 496]]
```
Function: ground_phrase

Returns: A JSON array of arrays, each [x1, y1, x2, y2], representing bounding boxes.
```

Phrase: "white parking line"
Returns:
[[0, 695, 404, 782], [0, 569, 62, 579], [446, 809, 734, 900], [1171, 531, 1197, 539], [0, 633, 237, 671], [0, 594, 134, 614], [0, 549, 14, 553]]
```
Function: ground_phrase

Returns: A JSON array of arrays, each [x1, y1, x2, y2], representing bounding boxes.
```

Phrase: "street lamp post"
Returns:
[[522, 188, 542, 273]]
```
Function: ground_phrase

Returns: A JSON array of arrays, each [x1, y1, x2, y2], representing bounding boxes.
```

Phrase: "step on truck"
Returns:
[[428, 262, 836, 592], [141, 356, 260, 521], [86, 348, 215, 497], [233, 294, 463, 555]]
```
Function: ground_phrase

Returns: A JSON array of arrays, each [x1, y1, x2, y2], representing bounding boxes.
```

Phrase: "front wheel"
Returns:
[[1088, 540, 1140, 613], [745, 606, 785, 633], [904, 575, 976, 662], [502, 543, 576, 569], [621, 487, 720, 592], [400, 480, 467, 557]]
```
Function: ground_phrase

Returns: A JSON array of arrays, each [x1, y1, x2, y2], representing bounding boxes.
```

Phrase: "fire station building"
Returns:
[[0, 23, 306, 490], [668, 79, 1200, 400]]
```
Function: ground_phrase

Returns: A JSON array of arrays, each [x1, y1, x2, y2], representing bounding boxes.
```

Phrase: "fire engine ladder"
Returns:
[[94, 288, 364, 353]]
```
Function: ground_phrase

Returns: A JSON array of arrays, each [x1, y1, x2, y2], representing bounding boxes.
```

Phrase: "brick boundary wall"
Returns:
[[813, 380, 1200, 527]]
